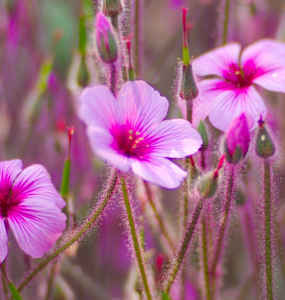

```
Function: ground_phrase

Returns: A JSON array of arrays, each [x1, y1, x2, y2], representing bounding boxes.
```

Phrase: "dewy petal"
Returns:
[[79, 86, 121, 130], [0, 218, 8, 262], [117, 81, 169, 133], [87, 126, 131, 172], [148, 119, 202, 158], [11, 165, 66, 209], [207, 80, 267, 132], [193, 43, 241, 77], [8, 202, 66, 258], [131, 156, 187, 189], [0, 159, 22, 194], [241, 39, 285, 92]]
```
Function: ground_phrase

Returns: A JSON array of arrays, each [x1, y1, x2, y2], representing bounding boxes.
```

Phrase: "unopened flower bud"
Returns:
[[179, 63, 199, 101], [95, 12, 118, 64], [77, 56, 90, 88], [255, 119, 275, 159], [224, 113, 250, 164], [234, 185, 247, 206], [103, 0, 123, 17], [197, 120, 209, 151], [197, 172, 218, 199]]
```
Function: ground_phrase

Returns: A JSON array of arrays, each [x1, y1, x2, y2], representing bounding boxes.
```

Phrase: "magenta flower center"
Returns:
[[223, 63, 255, 88], [111, 125, 152, 160], [0, 192, 12, 217]]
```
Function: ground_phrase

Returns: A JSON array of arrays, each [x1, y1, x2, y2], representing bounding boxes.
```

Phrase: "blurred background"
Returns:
[[1, 0, 285, 299]]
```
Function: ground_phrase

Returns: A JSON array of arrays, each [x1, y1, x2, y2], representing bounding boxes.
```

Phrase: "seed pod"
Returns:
[[95, 12, 118, 64], [255, 123, 275, 159], [197, 172, 218, 199], [179, 63, 199, 101], [103, 0, 123, 17], [197, 120, 209, 151]]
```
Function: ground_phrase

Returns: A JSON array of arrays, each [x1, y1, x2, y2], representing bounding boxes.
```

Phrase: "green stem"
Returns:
[[164, 197, 205, 294], [134, 0, 140, 78], [120, 175, 153, 300], [222, 0, 230, 45], [1, 263, 9, 299], [201, 214, 211, 300], [14, 171, 118, 296], [143, 181, 175, 251], [264, 159, 273, 300], [110, 64, 116, 96], [186, 101, 193, 124], [110, 16, 119, 31], [45, 261, 57, 300], [210, 165, 234, 276]]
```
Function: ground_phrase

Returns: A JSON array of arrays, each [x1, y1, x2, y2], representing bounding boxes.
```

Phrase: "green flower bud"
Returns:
[[77, 56, 90, 88], [234, 185, 247, 206], [255, 122, 275, 159], [103, 0, 123, 17], [197, 172, 218, 199], [179, 63, 199, 101]]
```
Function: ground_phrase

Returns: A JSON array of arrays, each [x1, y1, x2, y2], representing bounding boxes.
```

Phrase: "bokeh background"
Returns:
[[1, 0, 285, 299]]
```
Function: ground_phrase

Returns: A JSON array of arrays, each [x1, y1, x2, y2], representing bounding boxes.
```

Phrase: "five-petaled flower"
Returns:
[[0, 160, 66, 262], [193, 39, 285, 131], [79, 80, 202, 189]]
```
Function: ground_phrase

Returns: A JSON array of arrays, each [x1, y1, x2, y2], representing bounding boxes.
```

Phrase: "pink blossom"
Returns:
[[193, 40, 285, 131], [225, 113, 252, 161], [0, 160, 66, 262], [79, 81, 202, 189]]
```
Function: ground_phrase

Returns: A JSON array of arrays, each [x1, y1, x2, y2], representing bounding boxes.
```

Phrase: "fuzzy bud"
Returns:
[[197, 172, 218, 199], [255, 119, 275, 159], [197, 120, 209, 151], [77, 56, 90, 87], [224, 113, 250, 164], [234, 185, 247, 206], [95, 12, 118, 64], [179, 63, 199, 101], [103, 0, 123, 17]]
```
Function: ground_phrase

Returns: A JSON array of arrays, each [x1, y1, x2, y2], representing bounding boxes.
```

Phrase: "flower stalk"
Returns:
[[164, 197, 205, 294], [13, 170, 118, 295], [120, 175, 153, 300], [222, 0, 230, 45], [210, 164, 234, 276], [264, 159, 273, 300]]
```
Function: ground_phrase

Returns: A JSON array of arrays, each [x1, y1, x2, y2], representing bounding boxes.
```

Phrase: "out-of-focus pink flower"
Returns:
[[79, 81, 202, 189], [193, 40, 285, 131], [95, 12, 118, 64], [0, 160, 66, 262], [225, 113, 251, 162]]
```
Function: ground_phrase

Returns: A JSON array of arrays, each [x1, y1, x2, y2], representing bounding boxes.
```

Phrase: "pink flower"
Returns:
[[0, 160, 66, 262], [224, 113, 252, 163], [79, 81, 202, 189], [193, 40, 285, 131]]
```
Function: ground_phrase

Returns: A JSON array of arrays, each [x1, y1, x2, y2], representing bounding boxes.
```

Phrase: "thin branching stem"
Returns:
[[164, 197, 205, 294], [13, 170, 118, 296], [120, 175, 153, 300]]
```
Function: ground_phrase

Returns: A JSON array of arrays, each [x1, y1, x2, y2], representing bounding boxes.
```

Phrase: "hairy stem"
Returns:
[[186, 101, 193, 124], [110, 64, 116, 95], [210, 165, 234, 276], [264, 159, 273, 300], [143, 181, 175, 251], [14, 170, 118, 295], [164, 198, 205, 294], [134, 0, 141, 78], [201, 214, 211, 300], [222, 0, 230, 45], [120, 175, 153, 300]]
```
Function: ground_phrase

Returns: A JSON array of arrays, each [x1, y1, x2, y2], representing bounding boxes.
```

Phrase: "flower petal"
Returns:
[[131, 157, 187, 189], [0, 218, 8, 262], [193, 43, 241, 77], [147, 119, 202, 158], [87, 126, 131, 172], [11, 165, 66, 209], [8, 203, 66, 258], [117, 81, 169, 133], [0, 159, 22, 194], [241, 39, 285, 92], [204, 80, 267, 131], [79, 86, 121, 130]]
